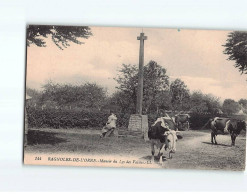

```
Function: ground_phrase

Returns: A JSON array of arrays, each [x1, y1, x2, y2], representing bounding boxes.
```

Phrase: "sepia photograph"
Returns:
[[24, 25, 247, 171]]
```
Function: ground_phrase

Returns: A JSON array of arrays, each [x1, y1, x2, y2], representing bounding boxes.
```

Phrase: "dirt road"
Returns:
[[25, 128, 246, 171], [162, 130, 246, 171]]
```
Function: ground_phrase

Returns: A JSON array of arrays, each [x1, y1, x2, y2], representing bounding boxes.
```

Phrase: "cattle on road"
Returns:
[[148, 118, 182, 165], [210, 117, 246, 146], [175, 114, 190, 130]]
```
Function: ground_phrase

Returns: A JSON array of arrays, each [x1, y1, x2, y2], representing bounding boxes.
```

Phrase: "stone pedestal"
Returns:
[[128, 114, 149, 141]]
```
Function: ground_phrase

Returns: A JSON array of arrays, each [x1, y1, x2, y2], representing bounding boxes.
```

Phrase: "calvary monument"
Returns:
[[128, 32, 149, 141]]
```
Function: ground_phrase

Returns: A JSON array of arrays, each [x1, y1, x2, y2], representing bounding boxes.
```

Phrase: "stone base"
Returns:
[[128, 114, 149, 141]]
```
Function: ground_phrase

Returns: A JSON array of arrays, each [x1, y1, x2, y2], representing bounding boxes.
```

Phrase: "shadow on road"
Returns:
[[202, 141, 231, 147], [27, 130, 67, 146], [140, 155, 168, 161]]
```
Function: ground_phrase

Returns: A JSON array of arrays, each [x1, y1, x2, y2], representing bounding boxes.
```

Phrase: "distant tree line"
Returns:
[[27, 60, 247, 116]]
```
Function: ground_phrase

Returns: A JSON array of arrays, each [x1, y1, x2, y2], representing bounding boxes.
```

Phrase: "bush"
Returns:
[[189, 114, 213, 129], [189, 113, 231, 129], [26, 107, 130, 129]]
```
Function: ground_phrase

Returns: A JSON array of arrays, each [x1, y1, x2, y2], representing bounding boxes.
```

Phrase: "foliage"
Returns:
[[27, 25, 92, 49], [222, 99, 241, 115], [238, 99, 247, 114], [114, 63, 139, 111], [26, 87, 41, 99], [114, 60, 169, 113], [223, 31, 247, 74], [170, 79, 190, 111], [189, 91, 221, 114], [151, 91, 173, 112], [143, 61, 170, 113], [40, 81, 107, 110], [189, 113, 213, 129], [108, 91, 136, 113], [27, 107, 130, 129], [239, 98, 247, 107]]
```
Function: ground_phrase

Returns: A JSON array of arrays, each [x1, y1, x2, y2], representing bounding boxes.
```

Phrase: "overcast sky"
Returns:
[[26, 26, 247, 102]]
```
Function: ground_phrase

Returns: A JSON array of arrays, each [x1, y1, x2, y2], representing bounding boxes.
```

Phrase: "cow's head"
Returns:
[[237, 120, 246, 132], [164, 130, 182, 154], [230, 120, 246, 146]]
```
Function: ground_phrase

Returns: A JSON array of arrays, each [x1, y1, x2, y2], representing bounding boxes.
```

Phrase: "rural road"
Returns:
[[161, 130, 246, 171], [26, 128, 246, 171]]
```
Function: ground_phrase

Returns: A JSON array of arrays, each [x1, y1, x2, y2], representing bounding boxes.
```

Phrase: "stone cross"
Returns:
[[136, 32, 147, 115]]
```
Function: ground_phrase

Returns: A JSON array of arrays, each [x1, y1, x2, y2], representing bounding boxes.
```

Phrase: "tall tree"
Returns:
[[27, 25, 92, 49], [115, 63, 139, 108], [170, 79, 190, 111], [115, 60, 170, 113], [189, 91, 208, 113], [204, 94, 221, 114], [189, 91, 221, 114], [143, 61, 170, 113], [223, 31, 247, 74], [222, 99, 241, 115]]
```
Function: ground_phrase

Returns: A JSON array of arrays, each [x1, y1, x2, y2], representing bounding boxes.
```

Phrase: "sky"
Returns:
[[26, 26, 247, 102]]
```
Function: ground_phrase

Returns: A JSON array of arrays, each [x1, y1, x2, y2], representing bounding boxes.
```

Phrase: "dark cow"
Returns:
[[210, 117, 246, 146], [175, 114, 190, 130], [148, 118, 182, 165]]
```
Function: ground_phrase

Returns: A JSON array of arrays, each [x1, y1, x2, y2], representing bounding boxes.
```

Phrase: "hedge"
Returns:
[[26, 107, 246, 130], [27, 107, 160, 129], [189, 114, 213, 129], [26, 107, 130, 129], [188, 113, 247, 129]]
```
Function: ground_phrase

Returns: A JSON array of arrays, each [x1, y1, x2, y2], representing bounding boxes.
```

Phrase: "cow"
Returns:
[[210, 117, 246, 146], [148, 118, 182, 165], [175, 114, 190, 130]]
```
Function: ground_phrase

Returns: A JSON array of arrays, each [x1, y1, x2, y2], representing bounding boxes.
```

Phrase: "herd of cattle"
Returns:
[[148, 114, 246, 165]]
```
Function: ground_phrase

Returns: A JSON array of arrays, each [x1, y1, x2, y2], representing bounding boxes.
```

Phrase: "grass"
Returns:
[[24, 128, 246, 171]]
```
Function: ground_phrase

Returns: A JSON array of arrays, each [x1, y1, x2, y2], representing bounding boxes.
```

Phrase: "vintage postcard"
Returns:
[[24, 25, 247, 171]]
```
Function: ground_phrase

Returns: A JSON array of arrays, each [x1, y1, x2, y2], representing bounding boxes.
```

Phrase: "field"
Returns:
[[24, 128, 246, 171]]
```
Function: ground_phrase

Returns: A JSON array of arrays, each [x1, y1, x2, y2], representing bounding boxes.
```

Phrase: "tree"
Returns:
[[27, 25, 92, 49], [222, 99, 241, 115], [107, 91, 136, 113], [26, 87, 41, 100], [170, 79, 190, 111], [238, 99, 247, 108], [238, 98, 247, 114], [189, 91, 208, 113], [40, 81, 107, 110], [203, 94, 221, 114], [152, 90, 173, 112], [223, 31, 247, 74], [143, 61, 170, 113], [115, 60, 170, 113], [26, 87, 42, 107], [189, 91, 221, 114], [115, 63, 139, 108]]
